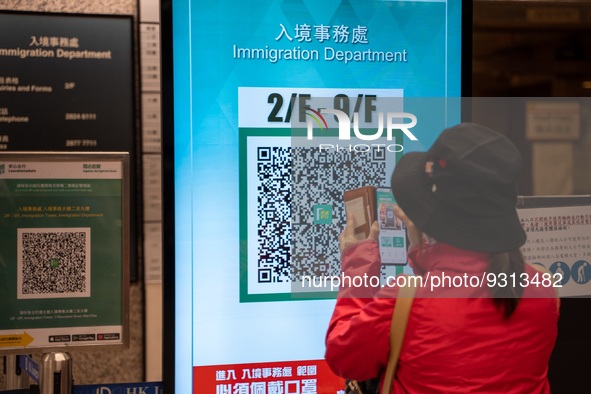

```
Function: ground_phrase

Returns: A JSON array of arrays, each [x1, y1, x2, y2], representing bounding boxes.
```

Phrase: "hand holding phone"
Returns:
[[339, 213, 379, 253]]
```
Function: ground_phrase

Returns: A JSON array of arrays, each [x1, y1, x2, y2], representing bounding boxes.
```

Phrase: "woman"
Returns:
[[325, 123, 559, 393]]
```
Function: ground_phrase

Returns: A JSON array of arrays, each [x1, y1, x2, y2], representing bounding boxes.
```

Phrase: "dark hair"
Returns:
[[488, 250, 525, 318]]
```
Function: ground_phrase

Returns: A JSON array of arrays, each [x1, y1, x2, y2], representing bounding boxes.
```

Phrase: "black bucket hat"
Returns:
[[391, 123, 526, 253]]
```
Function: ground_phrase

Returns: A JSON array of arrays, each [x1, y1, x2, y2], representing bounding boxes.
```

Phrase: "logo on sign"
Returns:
[[306, 108, 417, 141], [313, 204, 333, 224]]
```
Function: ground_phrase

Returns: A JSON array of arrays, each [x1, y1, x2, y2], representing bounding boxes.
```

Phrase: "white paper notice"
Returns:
[[518, 205, 591, 297]]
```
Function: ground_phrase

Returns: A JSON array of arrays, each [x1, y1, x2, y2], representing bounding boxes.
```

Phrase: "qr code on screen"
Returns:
[[256, 146, 388, 285], [17, 228, 91, 299]]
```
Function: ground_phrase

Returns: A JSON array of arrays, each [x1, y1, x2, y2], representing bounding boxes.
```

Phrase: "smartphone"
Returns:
[[376, 187, 407, 265]]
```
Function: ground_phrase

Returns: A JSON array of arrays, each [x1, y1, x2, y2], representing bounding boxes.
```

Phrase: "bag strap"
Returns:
[[380, 281, 417, 394]]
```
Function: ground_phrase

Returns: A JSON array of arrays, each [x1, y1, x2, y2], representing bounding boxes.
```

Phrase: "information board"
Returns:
[[162, 0, 470, 392], [517, 195, 591, 298], [0, 152, 129, 352], [0, 11, 138, 281], [0, 12, 134, 152]]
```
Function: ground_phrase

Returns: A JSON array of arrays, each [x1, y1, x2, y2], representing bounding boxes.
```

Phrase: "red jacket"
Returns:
[[325, 240, 559, 393]]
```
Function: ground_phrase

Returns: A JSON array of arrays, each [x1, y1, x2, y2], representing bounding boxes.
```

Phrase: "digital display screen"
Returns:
[[162, 1, 469, 392]]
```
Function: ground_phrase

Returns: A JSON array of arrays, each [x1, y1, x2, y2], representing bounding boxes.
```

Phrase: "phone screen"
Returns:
[[376, 188, 407, 265]]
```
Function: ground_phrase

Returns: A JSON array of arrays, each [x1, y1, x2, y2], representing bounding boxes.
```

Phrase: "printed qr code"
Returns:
[[256, 146, 387, 284], [17, 228, 91, 299]]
